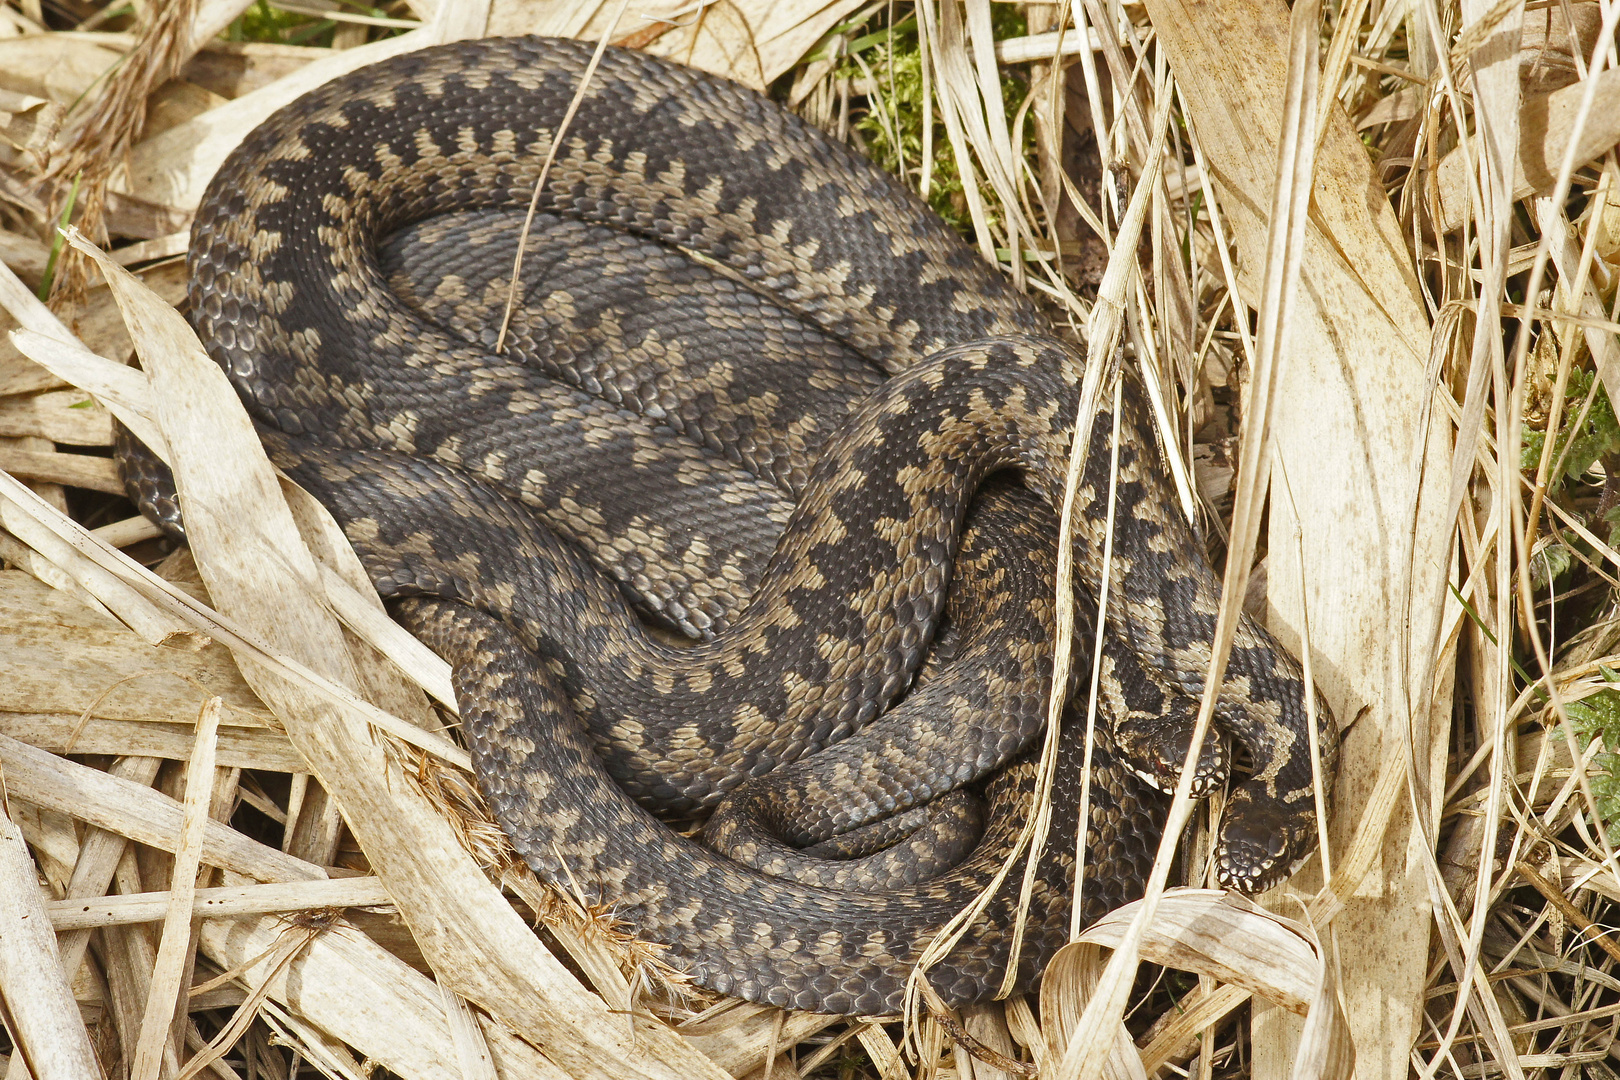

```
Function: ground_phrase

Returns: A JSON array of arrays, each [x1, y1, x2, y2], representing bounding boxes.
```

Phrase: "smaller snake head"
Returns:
[[1112, 713, 1229, 799]]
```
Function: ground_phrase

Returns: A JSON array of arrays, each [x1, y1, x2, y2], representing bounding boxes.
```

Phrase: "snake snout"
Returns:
[[1213, 791, 1309, 893], [1213, 832, 1288, 893]]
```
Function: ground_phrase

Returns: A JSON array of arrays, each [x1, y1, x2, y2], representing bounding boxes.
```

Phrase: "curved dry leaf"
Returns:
[[1079, 891, 1316, 1011], [1038, 941, 1145, 1080], [1041, 890, 1352, 1080]]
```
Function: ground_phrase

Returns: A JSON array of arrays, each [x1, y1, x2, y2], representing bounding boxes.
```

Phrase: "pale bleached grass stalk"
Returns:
[[1275, 465, 1332, 884], [914, 0, 999, 263], [45, 876, 394, 931], [1067, 378, 1123, 945], [0, 803, 103, 1080], [1422, 2, 1620, 1072], [1040, 86, 1178, 1080], [131, 698, 220, 1080]]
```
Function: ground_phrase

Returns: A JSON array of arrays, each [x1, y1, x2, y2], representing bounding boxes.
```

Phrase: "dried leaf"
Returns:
[[1437, 68, 1620, 232]]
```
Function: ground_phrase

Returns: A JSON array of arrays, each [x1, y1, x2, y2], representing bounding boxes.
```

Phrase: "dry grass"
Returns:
[[0, 0, 1617, 1077]]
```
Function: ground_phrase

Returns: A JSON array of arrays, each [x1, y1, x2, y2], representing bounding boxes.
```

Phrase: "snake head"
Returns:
[[1212, 786, 1318, 894], [1112, 713, 1229, 798]]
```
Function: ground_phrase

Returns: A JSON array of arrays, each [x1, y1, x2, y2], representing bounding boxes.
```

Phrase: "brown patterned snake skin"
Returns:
[[119, 36, 1339, 1015]]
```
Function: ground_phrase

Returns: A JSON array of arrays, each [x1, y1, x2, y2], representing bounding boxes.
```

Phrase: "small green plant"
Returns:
[[1558, 673, 1620, 843], [1521, 367, 1620, 490], [1520, 367, 1620, 591], [37, 171, 81, 303], [1529, 538, 1573, 592]]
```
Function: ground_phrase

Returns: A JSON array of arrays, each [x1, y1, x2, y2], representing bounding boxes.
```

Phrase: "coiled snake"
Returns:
[[120, 36, 1339, 1015]]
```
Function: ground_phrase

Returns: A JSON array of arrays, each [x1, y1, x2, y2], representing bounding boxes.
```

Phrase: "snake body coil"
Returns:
[[126, 36, 1339, 1015]]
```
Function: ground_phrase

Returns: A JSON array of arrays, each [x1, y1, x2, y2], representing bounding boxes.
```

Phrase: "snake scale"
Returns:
[[120, 36, 1339, 1015]]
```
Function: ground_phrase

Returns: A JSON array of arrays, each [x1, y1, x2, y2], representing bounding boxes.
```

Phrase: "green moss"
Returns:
[[224, 0, 404, 46], [833, 5, 1035, 236], [225, 0, 328, 45]]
